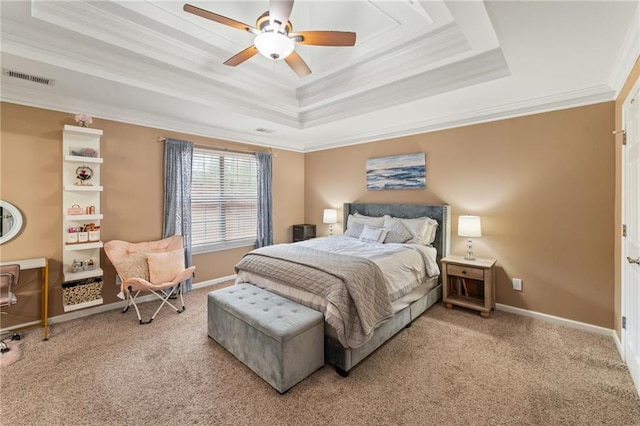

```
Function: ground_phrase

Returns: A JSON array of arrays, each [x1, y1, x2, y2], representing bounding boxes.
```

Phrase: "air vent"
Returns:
[[2, 68, 55, 86], [254, 128, 275, 134]]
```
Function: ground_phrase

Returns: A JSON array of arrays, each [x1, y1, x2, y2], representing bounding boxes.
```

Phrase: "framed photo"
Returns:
[[366, 153, 426, 190]]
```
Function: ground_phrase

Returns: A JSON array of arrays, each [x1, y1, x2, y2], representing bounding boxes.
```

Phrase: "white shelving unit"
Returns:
[[62, 125, 104, 312]]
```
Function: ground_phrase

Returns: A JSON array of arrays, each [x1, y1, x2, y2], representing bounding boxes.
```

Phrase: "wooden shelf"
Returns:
[[445, 294, 485, 310], [65, 241, 103, 251], [64, 214, 103, 221], [64, 155, 103, 164], [63, 298, 103, 313], [63, 124, 103, 136], [64, 185, 103, 192], [64, 267, 103, 282], [62, 125, 104, 315]]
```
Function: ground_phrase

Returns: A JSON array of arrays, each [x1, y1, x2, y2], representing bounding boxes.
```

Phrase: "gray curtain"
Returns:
[[256, 152, 273, 248], [163, 138, 194, 292]]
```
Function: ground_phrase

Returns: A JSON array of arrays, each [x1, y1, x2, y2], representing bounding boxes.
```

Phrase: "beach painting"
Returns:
[[366, 153, 426, 190]]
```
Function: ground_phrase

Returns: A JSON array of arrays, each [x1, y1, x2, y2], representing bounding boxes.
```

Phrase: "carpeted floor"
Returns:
[[1, 281, 639, 426]]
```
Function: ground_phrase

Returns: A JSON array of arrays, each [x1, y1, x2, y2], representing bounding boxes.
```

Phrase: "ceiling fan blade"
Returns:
[[290, 31, 356, 46], [284, 51, 311, 77], [269, 0, 294, 28], [223, 45, 259, 67], [184, 4, 257, 33]]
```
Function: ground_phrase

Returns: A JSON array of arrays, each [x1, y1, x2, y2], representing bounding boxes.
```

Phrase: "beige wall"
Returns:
[[0, 96, 623, 330], [614, 56, 640, 338], [305, 102, 616, 328], [0, 102, 305, 318]]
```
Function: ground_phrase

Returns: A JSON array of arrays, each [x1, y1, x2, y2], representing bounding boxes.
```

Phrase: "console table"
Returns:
[[0, 257, 49, 340]]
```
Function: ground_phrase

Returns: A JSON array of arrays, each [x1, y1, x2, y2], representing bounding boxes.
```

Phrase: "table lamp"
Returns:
[[458, 215, 482, 260], [323, 209, 338, 236]]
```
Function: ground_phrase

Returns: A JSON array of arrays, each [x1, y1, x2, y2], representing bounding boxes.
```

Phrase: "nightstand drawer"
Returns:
[[447, 264, 484, 280]]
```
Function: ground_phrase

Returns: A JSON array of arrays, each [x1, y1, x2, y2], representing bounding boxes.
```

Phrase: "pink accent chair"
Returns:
[[104, 235, 195, 324]]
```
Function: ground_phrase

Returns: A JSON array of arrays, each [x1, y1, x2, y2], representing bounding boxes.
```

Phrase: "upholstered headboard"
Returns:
[[343, 203, 451, 259]]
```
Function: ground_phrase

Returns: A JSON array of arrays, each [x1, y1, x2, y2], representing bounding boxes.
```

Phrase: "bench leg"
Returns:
[[336, 367, 349, 377]]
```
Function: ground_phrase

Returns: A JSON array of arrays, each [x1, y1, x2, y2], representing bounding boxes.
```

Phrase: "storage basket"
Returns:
[[62, 277, 103, 306]]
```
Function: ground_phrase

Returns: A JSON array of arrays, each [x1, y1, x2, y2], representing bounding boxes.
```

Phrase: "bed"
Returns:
[[235, 203, 451, 376]]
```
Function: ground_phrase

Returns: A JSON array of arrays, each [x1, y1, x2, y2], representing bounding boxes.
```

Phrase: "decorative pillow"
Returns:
[[114, 252, 149, 281], [424, 217, 439, 245], [345, 214, 384, 237], [353, 212, 384, 221], [147, 248, 185, 284], [345, 221, 365, 238], [347, 214, 384, 229], [383, 217, 413, 244], [359, 225, 388, 244], [400, 217, 434, 245]]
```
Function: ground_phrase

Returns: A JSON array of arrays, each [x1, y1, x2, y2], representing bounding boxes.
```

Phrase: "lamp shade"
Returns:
[[458, 215, 482, 237], [323, 209, 338, 224]]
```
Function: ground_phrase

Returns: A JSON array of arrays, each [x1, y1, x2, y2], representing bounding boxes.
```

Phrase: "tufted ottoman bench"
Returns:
[[208, 283, 324, 393]]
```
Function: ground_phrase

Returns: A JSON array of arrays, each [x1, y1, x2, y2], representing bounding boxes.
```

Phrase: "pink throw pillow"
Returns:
[[147, 248, 185, 284]]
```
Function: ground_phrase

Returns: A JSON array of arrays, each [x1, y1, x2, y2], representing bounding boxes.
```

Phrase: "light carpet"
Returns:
[[1, 281, 639, 425]]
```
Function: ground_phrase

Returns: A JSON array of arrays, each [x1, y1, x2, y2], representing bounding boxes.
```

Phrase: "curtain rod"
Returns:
[[157, 137, 275, 156]]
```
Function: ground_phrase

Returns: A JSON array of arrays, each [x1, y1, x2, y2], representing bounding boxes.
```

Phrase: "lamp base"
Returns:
[[464, 238, 475, 260]]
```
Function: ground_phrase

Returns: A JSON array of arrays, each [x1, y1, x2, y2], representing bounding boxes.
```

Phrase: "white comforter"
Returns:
[[297, 236, 440, 300]]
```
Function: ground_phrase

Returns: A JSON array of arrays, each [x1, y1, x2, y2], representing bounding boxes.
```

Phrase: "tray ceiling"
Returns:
[[1, 0, 638, 152]]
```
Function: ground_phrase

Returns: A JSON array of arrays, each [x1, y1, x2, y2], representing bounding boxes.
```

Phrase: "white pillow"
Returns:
[[383, 217, 413, 244], [423, 217, 439, 245], [345, 214, 385, 237], [359, 225, 388, 243], [399, 217, 438, 245]]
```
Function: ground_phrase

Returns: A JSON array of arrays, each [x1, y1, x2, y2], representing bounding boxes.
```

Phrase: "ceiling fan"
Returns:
[[183, 1, 356, 77]]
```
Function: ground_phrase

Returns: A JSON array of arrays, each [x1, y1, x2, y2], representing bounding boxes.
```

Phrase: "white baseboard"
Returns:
[[496, 303, 616, 339], [48, 275, 236, 326], [613, 330, 624, 360]]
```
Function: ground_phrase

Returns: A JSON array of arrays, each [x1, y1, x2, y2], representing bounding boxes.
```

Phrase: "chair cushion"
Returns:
[[147, 248, 185, 283], [113, 252, 149, 281]]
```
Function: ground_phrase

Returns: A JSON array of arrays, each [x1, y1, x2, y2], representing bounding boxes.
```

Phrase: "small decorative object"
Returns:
[[75, 165, 94, 186], [67, 230, 79, 244], [70, 147, 98, 158], [71, 259, 83, 272], [67, 204, 84, 215], [74, 113, 93, 128], [366, 153, 426, 190]]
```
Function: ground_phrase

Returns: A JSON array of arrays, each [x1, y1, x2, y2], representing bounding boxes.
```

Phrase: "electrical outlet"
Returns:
[[512, 278, 523, 291]]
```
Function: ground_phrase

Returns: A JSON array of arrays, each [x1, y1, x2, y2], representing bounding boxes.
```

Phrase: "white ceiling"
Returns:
[[1, 0, 639, 152]]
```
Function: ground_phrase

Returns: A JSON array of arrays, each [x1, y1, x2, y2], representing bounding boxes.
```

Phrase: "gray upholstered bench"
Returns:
[[208, 283, 324, 393]]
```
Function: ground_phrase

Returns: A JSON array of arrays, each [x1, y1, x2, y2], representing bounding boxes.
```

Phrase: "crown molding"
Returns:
[[300, 47, 510, 128], [0, 30, 302, 128], [303, 84, 615, 152], [297, 23, 469, 109], [0, 85, 304, 153], [609, 2, 639, 97]]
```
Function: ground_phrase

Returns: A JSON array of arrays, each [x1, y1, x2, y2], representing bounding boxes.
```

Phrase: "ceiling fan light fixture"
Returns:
[[255, 31, 294, 60]]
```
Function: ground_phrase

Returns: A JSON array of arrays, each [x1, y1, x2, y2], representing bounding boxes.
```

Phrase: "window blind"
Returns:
[[191, 148, 258, 252]]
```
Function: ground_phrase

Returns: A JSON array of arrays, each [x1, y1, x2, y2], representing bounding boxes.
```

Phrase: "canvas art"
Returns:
[[366, 153, 426, 190]]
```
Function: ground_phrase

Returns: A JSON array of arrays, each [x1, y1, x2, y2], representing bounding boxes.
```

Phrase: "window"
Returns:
[[191, 148, 257, 253]]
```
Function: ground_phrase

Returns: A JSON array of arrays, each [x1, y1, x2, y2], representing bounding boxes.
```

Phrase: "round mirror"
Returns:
[[0, 200, 24, 244]]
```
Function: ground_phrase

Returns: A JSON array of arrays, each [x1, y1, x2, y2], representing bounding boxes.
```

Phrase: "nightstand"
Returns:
[[441, 255, 497, 318], [292, 224, 316, 242]]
